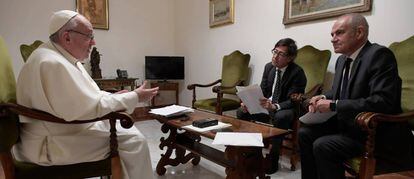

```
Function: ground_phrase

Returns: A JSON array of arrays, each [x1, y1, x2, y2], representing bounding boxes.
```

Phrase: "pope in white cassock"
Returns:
[[13, 10, 159, 179]]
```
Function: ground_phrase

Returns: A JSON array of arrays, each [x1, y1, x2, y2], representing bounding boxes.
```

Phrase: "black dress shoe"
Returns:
[[265, 164, 279, 174], [264, 154, 279, 174]]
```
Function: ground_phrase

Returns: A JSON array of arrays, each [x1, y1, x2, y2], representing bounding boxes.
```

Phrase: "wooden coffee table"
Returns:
[[150, 109, 289, 179]]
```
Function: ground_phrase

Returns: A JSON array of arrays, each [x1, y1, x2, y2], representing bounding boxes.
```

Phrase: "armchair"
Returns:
[[19, 40, 43, 62], [344, 35, 414, 179], [187, 50, 250, 115], [284, 45, 331, 170], [0, 36, 133, 179]]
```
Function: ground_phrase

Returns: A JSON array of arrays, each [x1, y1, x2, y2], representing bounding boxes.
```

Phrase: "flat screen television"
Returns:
[[145, 56, 185, 80]]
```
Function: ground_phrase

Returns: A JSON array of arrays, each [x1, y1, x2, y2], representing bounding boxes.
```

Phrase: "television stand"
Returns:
[[156, 80, 170, 83], [150, 81, 179, 107]]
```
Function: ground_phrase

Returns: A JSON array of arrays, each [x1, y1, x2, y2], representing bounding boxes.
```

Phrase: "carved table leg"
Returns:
[[224, 146, 269, 179], [156, 123, 201, 175]]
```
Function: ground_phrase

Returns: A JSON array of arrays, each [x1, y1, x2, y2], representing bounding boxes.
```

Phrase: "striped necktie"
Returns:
[[272, 69, 282, 103]]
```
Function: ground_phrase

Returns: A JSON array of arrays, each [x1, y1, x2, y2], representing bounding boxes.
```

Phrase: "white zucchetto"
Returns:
[[49, 10, 78, 36]]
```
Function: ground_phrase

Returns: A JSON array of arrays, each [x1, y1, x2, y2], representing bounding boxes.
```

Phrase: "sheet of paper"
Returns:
[[149, 104, 194, 117], [236, 84, 268, 115], [182, 122, 232, 132], [299, 111, 337, 124], [212, 132, 264, 147]]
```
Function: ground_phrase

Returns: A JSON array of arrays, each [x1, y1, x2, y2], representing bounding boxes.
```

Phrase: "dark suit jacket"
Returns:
[[260, 62, 307, 110], [325, 41, 414, 171]]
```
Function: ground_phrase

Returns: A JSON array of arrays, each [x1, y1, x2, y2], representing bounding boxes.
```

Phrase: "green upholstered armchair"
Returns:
[[187, 50, 250, 115], [286, 45, 331, 171], [19, 40, 43, 62], [0, 37, 133, 179], [344, 35, 414, 179]]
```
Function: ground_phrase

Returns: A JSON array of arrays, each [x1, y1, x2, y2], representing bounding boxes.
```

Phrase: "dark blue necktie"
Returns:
[[272, 69, 282, 103], [340, 58, 352, 100]]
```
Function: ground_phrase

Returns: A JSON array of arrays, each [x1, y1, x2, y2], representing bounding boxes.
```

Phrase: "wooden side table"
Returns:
[[94, 78, 137, 90]]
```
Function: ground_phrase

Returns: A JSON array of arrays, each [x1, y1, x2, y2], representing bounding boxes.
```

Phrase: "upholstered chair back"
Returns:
[[220, 50, 250, 94], [20, 40, 43, 62], [0, 35, 19, 154], [389, 35, 414, 128], [294, 45, 331, 93]]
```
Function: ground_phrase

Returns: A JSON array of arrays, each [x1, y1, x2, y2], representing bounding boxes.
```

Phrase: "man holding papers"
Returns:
[[237, 38, 307, 174]]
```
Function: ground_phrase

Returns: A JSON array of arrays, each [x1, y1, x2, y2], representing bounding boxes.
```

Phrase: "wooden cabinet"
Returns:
[[94, 78, 137, 90], [150, 82, 179, 107]]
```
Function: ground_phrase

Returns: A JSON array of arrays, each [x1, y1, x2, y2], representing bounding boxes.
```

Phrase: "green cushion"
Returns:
[[15, 157, 111, 179], [295, 45, 331, 93], [194, 98, 241, 112], [347, 157, 362, 174], [20, 40, 43, 62], [0, 35, 19, 152], [389, 35, 414, 128], [221, 50, 250, 94]]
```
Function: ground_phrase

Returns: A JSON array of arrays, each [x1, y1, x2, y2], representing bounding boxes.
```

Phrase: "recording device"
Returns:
[[116, 69, 128, 78], [192, 118, 219, 128]]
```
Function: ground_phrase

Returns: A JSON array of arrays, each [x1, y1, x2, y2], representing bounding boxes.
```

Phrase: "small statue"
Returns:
[[90, 47, 102, 79]]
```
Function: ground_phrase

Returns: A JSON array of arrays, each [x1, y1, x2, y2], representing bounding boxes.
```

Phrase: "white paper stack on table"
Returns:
[[236, 84, 268, 114], [149, 104, 194, 117], [212, 132, 264, 147]]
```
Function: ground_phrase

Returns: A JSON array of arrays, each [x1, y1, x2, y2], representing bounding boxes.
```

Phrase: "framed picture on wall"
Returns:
[[209, 0, 234, 28], [76, 0, 109, 29], [283, 0, 372, 25]]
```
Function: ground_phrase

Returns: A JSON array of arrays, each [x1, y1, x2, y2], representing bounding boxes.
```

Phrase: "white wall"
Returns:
[[0, 0, 175, 80], [175, 0, 414, 106], [1, 0, 413, 107]]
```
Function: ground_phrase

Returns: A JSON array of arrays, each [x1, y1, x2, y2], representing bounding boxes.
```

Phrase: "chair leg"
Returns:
[[289, 134, 299, 171], [0, 152, 15, 179], [111, 153, 122, 179], [290, 118, 300, 171]]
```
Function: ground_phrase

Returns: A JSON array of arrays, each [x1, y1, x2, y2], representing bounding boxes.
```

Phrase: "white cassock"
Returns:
[[13, 41, 154, 179]]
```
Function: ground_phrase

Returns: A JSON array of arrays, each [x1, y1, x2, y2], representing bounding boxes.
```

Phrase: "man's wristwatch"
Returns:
[[329, 101, 336, 111]]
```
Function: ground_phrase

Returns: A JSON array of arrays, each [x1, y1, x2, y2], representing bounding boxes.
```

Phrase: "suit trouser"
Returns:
[[298, 118, 364, 179], [236, 108, 294, 167]]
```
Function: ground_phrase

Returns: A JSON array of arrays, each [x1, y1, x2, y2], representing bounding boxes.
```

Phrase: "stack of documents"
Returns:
[[149, 105, 194, 117], [299, 111, 336, 124], [236, 84, 268, 114], [212, 132, 264, 147]]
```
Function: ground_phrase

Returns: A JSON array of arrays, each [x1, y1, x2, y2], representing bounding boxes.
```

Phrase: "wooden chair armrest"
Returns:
[[291, 84, 323, 110], [0, 103, 134, 129], [356, 111, 414, 130], [353, 110, 414, 179], [187, 79, 222, 90], [304, 84, 323, 99], [212, 80, 244, 93], [290, 93, 304, 103]]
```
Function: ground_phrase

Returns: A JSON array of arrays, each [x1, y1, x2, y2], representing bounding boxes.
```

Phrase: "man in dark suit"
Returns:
[[299, 13, 414, 179], [237, 38, 307, 174]]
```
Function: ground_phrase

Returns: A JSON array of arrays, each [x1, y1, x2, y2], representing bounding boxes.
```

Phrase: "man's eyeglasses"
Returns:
[[68, 30, 94, 40], [271, 49, 289, 58]]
